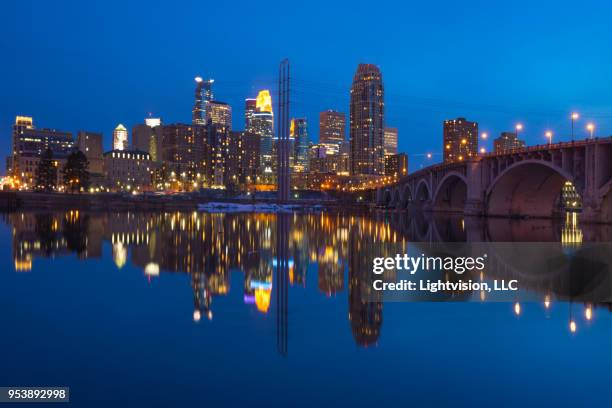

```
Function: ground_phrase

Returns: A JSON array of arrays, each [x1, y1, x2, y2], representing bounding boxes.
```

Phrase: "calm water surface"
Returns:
[[1, 210, 612, 407]]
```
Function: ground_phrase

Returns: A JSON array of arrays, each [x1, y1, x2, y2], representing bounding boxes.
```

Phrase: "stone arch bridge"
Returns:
[[376, 138, 612, 223]]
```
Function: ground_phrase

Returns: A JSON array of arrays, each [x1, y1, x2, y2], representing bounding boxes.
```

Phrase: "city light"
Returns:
[[545, 130, 553, 144], [587, 123, 595, 138], [481, 132, 488, 140]]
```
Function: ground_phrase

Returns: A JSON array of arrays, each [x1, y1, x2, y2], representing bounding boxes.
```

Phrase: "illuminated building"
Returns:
[[160, 124, 208, 188], [384, 127, 398, 156], [76, 131, 104, 174], [103, 150, 152, 191], [132, 118, 163, 163], [9, 116, 74, 186], [443, 117, 478, 163], [245, 98, 257, 131], [493, 131, 525, 153], [249, 90, 274, 182], [113, 124, 128, 151], [384, 153, 408, 177], [319, 110, 345, 155], [206, 101, 232, 131], [241, 132, 261, 183], [203, 101, 232, 187], [350, 64, 385, 176], [292, 118, 309, 173], [192, 76, 214, 125]]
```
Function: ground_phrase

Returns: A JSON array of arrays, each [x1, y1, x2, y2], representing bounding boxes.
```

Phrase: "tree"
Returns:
[[35, 148, 57, 191], [62, 150, 90, 193]]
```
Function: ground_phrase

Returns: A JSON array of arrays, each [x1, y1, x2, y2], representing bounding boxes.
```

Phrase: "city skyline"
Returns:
[[2, 0, 612, 172]]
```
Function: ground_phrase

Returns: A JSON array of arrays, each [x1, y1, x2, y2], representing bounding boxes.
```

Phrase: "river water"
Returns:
[[1, 210, 611, 406]]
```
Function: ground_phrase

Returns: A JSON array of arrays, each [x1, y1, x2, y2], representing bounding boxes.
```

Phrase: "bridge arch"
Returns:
[[433, 172, 467, 213], [382, 189, 393, 207], [392, 188, 402, 208], [415, 179, 431, 205], [486, 160, 577, 218]]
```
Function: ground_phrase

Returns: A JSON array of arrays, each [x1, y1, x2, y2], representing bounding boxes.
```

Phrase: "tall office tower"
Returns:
[[192, 76, 214, 125], [249, 90, 274, 182], [443, 117, 478, 163], [113, 124, 128, 151], [291, 118, 309, 173], [350, 64, 385, 176], [493, 131, 526, 153], [384, 127, 398, 156], [320, 110, 345, 145], [76, 131, 104, 174], [206, 101, 232, 131], [245, 98, 257, 131]]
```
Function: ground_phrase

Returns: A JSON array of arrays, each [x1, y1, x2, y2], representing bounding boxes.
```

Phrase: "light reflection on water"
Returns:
[[1, 210, 612, 405]]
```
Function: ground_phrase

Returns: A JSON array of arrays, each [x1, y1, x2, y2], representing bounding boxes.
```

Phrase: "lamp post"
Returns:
[[571, 112, 579, 140], [586, 123, 595, 139], [515, 123, 523, 140], [545, 130, 553, 145]]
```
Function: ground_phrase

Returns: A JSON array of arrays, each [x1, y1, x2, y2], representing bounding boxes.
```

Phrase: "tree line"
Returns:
[[35, 149, 90, 193]]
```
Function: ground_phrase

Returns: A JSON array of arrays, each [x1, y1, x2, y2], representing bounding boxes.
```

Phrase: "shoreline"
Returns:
[[0, 191, 366, 212]]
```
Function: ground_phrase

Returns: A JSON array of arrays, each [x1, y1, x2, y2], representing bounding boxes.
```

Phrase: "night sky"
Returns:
[[2, 0, 612, 171]]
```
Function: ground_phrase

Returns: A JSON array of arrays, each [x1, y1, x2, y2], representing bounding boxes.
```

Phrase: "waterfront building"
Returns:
[[76, 131, 104, 174], [9, 116, 74, 186], [160, 123, 208, 188], [384, 127, 398, 156], [384, 153, 408, 178], [241, 131, 261, 184], [350, 64, 385, 176], [103, 150, 152, 191], [493, 131, 526, 153], [113, 124, 128, 151], [443, 117, 478, 163]]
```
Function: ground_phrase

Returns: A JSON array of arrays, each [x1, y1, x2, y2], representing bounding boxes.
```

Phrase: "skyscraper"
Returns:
[[319, 110, 346, 145], [206, 101, 232, 131], [350, 64, 385, 176], [192, 76, 214, 125], [245, 98, 257, 131], [291, 118, 309, 173], [113, 124, 128, 151], [443, 117, 478, 163], [384, 127, 398, 156], [249, 90, 274, 182]]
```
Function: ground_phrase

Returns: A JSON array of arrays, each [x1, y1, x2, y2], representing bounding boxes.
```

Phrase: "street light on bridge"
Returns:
[[571, 112, 579, 139], [545, 130, 553, 145], [515, 123, 523, 140], [586, 122, 595, 139]]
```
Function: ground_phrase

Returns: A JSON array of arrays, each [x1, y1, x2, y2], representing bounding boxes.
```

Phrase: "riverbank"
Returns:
[[0, 191, 365, 212]]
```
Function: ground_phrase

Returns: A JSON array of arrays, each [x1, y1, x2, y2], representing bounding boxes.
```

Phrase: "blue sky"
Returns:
[[2, 0, 612, 171]]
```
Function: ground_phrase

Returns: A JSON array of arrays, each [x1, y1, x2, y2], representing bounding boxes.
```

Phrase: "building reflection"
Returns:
[[5, 209, 612, 349]]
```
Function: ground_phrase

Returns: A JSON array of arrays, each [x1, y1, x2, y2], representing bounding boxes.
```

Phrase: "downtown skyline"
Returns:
[[2, 0, 612, 171]]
